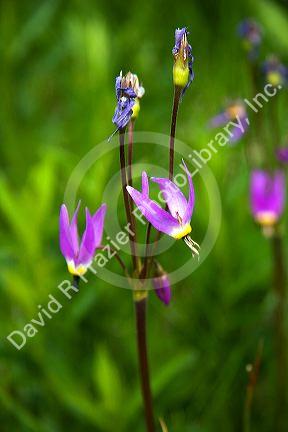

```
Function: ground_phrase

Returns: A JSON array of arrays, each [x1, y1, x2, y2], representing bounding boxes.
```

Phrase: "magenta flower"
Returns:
[[210, 100, 248, 143], [153, 274, 171, 306], [250, 170, 285, 226], [59, 202, 106, 275], [276, 147, 288, 164], [126, 161, 199, 256]]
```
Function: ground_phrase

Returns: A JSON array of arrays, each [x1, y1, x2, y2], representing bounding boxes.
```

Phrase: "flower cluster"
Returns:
[[60, 27, 197, 311]]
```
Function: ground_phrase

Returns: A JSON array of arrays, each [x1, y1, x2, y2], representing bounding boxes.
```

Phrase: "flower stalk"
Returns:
[[271, 232, 287, 429], [169, 86, 182, 180], [135, 295, 155, 432]]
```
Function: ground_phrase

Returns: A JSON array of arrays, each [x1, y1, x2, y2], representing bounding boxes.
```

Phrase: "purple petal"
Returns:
[[151, 177, 187, 220], [70, 201, 81, 256], [250, 170, 285, 220], [229, 117, 249, 144], [153, 274, 171, 306], [92, 203, 107, 248], [141, 172, 149, 197], [181, 160, 195, 225], [209, 112, 229, 128], [126, 185, 180, 236], [276, 147, 288, 163], [59, 205, 74, 261], [77, 208, 96, 267]]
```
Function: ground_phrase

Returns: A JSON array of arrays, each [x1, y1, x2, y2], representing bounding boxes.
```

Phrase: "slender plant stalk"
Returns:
[[271, 233, 287, 428], [135, 296, 155, 432], [142, 85, 182, 274], [119, 126, 154, 430], [127, 120, 134, 188], [243, 340, 263, 432], [169, 86, 182, 180], [119, 129, 139, 271]]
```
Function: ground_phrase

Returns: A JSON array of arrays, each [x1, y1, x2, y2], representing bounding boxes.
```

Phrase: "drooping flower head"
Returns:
[[172, 27, 194, 96], [153, 274, 171, 306], [250, 170, 285, 227], [112, 72, 137, 131], [262, 55, 288, 87], [126, 161, 200, 256], [124, 72, 145, 120], [276, 147, 288, 164], [210, 100, 249, 143], [59, 202, 106, 276], [238, 19, 262, 59]]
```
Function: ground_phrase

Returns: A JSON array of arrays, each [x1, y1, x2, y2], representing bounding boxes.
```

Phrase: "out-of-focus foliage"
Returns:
[[0, 0, 288, 431]]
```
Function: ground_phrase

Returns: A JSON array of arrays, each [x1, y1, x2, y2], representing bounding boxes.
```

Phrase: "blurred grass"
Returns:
[[0, 0, 288, 431]]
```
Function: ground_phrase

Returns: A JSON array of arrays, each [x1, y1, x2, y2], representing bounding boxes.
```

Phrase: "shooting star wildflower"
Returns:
[[59, 202, 106, 276], [112, 72, 137, 131], [250, 170, 285, 227], [210, 100, 249, 143], [126, 161, 200, 256]]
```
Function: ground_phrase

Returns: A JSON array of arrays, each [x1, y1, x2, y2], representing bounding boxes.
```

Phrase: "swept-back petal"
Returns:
[[151, 177, 187, 219], [70, 201, 81, 256], [77, 208, 96, 266], [92, 203, 107, 247], [126, 186, 179, 236], [141, 172, 149, 197], [181, 161, 195, 225], [59, 205, 74, 261]]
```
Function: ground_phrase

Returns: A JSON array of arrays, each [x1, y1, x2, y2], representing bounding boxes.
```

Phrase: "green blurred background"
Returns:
[[1, 0, 288, 430]]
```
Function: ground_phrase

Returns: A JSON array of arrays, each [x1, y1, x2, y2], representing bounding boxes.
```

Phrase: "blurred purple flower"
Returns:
[[250, 170, 285, 226], [59, 202, 106, 276], [153, 274, 172, 306], [238, 19, 262, 59], [112, 72, 137, 131], [172, 27, 194, 96], [262, 55, 288, 87], [126, 161, 200, 256], [210, 100, 249, 143], [276, 147, 288, 163]]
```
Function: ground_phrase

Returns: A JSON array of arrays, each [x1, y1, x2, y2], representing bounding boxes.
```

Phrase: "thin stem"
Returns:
[[140, 223, 152, 280], [127, 120, 134, 188], [169, 86, 182, 180], [119, 129, 138, 271], [72, 275, 80, 289], [135, 297, 155, 432], [243, 340, 263, 432], [271, 233, 287, 428], [99, 244, 129, 275], [143, 86, 182, 268]]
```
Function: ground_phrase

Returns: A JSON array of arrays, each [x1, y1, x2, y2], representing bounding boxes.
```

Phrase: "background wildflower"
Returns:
[[250, 170, 285, 227], [59, 203, 106, 276]]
